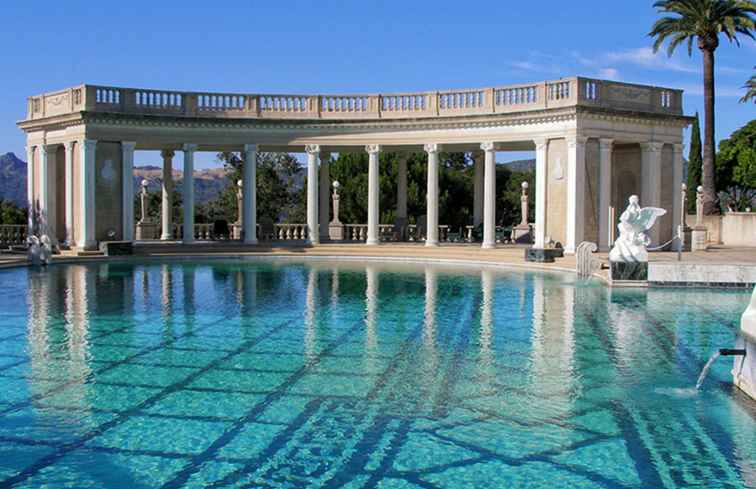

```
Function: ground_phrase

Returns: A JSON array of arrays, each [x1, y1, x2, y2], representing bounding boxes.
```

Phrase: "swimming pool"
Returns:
[[0, 258, 754, 488]]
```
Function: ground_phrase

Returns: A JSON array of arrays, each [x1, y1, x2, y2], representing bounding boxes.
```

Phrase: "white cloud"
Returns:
[[597, 68, 619, 80], [605, 47, 698, 74]]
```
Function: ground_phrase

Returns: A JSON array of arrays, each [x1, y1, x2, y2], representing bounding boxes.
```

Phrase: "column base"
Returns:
[[244, 238, 259, 245], [481, 241, 496, 249], [425, 239, 439, 247], [182, 238, 194, 245], [160, 235, 174, 241], [366, 239, 380, 246]]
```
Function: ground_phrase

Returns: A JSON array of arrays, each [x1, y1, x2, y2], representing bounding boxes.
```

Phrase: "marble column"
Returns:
[[365, 145, 381, 245], [640, 142, 663, 246], [243, 144, 258, 244], [472, 150, 484, 227], [481, 142, 496, 249], [566, 136, 587, 254], [598, 138, 613, 251], [397, 154, 408, 221], [121, 141, 136, 241], [305, 145, 320, 245], [40, 145, 56, 242], [182, 144, 197, 244], [319, 151, 331, 240], [26, 145, 35, 233], [533, 138, 548, 248], [64, 142, 75, 246], [672, 143, 684, 240], [79, 140, 97, 250], [424, 144, 440, 247], [160, 150, 174, 240]]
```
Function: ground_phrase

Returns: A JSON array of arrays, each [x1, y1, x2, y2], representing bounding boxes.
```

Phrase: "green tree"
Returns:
[[715, 119, 756, 210], [650, 0, 756, 214], [741, 68, 756, 103], [0, 200, 27, 225], [687, 112, 704, 212]]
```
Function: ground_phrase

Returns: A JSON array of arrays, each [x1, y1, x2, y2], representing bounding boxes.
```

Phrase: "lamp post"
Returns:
[[328, 180, 343, 241]]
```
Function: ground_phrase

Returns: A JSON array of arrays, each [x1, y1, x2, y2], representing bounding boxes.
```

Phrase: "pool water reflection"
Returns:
[[0, 258, 754, 488]]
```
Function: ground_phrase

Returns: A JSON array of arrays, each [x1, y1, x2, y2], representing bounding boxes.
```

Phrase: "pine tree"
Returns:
[[687, 112, 703, 214]]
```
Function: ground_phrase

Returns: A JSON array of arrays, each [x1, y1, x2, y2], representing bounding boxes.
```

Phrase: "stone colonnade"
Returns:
[[26, 134, 683, 253]]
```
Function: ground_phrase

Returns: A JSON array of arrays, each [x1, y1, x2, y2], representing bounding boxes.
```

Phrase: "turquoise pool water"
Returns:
[[0, 258, 754, 488]]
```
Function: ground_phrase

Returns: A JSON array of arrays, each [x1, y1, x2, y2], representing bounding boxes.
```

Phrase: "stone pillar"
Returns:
[[533, 139, 548, 248], [40, 145, 57, 242], [397, 154, 408, 221], [671, 143, 684, 241], [121, 141, 136, 241], [424, 144, 440, 247], [64, 141, 75, 247], [79, 139, 97, 250], [481, 142, 496, 249], [566, 136, 587, 254], [243, 144, 258, 244], [598, 138, 613, 251], [473, 150, 484, 227], [182, 144, 197, 244], [513, 181, 531, 243], [305, 144, 320, 245], [160, 150, 174, 240], [319, 151, 330, 241], [26, 145, 35, 233], [640, 142, 663, 246], [365, 145, 381, 245], [692, 185, 707, 251]]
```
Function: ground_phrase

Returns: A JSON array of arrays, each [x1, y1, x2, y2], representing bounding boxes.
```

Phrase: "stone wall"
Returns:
[[73, 141, 81, 245], [722, 213, 756, 246], [584, 139, 600, 244], [546, 138, 567, 246], [55, 145, 65, 242], [94, 142, 123, 242], [611, 144, 641, 216]]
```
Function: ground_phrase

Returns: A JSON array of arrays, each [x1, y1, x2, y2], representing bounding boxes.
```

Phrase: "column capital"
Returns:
[[63, 141, 75, 151], [566, 135, 589, 148], [321, 151, 331, 161], [640, 141, 664, 153], [121, 141, 137, 152], [365, 144, 381, 155], [42, 144, 58, 155], [161, 149, 175, 159], [480, 142, 495, 152], [532, 138, 548, 151], [423, 143, 440, 154], [182, 143, 198, 153], [672, 143, 684, 154], [82, 139, 97, 150], [243, 143, 258, 153], [598, 138, 614, 150], [305, 144, 320, 155]]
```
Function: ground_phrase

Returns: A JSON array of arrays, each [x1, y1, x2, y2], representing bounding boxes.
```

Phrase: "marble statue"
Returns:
[[27, 235, 52, 266], [609, 195, 666, 263]]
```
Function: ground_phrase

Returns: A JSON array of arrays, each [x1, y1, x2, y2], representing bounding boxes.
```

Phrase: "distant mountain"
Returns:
[[0, 152, 27, 207], [133, 165, 230, 204], [501, 159, 535, 172]]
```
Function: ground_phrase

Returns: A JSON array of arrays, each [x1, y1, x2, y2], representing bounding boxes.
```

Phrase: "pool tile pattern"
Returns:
[[0, 260, 753, 488]]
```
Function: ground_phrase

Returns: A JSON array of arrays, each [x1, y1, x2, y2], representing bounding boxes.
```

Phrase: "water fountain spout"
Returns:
[[718, 348, 746, 357]]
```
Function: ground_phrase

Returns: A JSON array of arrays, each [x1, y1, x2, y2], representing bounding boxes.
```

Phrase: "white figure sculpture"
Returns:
[[609, 195, 666, 263], [27, 235, 52, 266]]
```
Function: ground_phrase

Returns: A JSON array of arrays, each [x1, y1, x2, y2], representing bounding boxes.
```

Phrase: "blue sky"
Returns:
[[2, 0, 754, 168]]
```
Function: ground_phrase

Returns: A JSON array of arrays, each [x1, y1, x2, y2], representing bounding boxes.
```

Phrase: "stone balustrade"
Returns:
[[25, 77, 683, 121], [0, 225, 28, 247], [274, 224, 308, 241]]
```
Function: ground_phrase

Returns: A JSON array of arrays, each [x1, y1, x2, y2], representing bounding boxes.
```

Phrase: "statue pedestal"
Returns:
[[135, 221, 156, 240], [512, 225, 532, 244], [232, 221, 242, 240], [691, 226, 708, 252], [525, 247, 563, 263], [610, 261, 648, 281], [328, 222, 344, 241], [680, 226, 692, 252]]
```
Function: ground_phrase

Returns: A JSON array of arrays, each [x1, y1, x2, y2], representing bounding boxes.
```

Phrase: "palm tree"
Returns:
[[649, 0, 755, 214], [741, 68, 756, 102]]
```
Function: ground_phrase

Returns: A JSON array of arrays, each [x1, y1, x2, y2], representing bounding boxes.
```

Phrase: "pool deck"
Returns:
[[3, 242, 756, 286]]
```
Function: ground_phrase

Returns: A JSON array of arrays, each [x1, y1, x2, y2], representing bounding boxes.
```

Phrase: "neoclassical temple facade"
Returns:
[[18, 77, 690, 253]]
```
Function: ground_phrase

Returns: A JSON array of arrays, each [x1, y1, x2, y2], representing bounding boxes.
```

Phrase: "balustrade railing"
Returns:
[[25, 77, 684, 122], [274, 223, 308, 240], [0, 225, 28, 247]]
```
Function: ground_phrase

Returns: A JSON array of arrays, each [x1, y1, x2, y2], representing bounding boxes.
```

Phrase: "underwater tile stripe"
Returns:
[[0, 314, 305, 486]]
